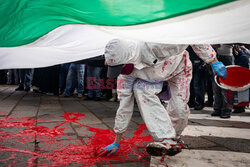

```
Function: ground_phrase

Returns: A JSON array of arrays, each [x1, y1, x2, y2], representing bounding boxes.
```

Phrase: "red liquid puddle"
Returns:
[[0, 113, 153, 166]]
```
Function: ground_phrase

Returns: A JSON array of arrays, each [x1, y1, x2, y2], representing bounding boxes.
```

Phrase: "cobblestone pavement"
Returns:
[[0, 85, 249, 167]]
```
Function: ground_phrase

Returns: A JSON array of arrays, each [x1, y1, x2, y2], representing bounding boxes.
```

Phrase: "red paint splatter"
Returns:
[[0, 113, 153, 166], [162, 61, 168, 72]]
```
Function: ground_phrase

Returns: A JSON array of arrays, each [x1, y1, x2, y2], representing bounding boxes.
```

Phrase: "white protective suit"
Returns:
[[105, 39, 216, 141]]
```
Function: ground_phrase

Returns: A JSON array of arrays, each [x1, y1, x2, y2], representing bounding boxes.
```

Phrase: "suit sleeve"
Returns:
[[191, 44, 216, 64]]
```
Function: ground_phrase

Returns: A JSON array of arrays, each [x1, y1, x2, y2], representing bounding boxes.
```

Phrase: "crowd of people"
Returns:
[[0, 55, 118, 102], [0, 44, 249, 117]]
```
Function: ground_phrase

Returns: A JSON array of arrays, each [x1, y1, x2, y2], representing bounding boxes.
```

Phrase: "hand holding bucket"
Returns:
[[211, 61, 228, 80]]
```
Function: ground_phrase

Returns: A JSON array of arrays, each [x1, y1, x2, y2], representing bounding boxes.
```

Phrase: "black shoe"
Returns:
[[220, 110, 231, 119], [15, 87, 24, 91], [33, 88, 42, 93], [233, 107, 245, 113], [194, 104, 204, 110], [211, 110, 221, 116], [24, 87, 30, 92]]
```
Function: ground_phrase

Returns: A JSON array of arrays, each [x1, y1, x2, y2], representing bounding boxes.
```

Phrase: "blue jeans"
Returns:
[[59, 63, 70, 94], [213, 55, 233, 112], [18, 69, 32, 88], [63, 63, 85, 96], [87, 65, 103, 98], [7, 69, 19, 84]]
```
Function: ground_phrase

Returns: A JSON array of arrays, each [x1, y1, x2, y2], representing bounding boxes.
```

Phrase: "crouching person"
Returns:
[[97, 40, 227, 157]]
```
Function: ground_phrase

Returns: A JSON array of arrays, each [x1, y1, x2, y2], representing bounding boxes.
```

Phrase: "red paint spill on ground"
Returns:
[[0, 113, 153, 166]]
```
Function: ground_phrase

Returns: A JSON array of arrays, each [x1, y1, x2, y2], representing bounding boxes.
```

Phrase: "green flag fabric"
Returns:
[[0, 0, 234, 47]]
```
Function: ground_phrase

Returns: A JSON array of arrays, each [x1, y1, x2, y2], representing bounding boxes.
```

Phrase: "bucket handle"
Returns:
[[214, 65, 250, 92]]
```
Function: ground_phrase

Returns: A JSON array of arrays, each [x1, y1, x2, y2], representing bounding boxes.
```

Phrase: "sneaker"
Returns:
[[220, 110, 231, 119], [15, 87, 24, 91], [211, 110, 221, 116], [146, 139, 182, 156], [33, 87, 42, 93]]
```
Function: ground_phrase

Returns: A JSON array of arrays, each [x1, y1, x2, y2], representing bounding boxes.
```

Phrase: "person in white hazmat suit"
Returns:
[[97, 39, 227, 157]]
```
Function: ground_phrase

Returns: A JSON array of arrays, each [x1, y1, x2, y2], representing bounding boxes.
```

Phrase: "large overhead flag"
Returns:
[[0, 0, 249, 69]]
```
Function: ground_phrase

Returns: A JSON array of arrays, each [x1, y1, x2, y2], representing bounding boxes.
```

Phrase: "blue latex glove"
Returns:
[[211, 61, 227, 80], [97, 142, 119, 156]]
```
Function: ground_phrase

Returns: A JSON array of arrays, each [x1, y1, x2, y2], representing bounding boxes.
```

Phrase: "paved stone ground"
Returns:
[[0, 85, 250, 167]]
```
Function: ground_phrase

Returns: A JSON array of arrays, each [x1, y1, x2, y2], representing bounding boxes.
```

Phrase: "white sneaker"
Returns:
[[146, 139, 182, 156]]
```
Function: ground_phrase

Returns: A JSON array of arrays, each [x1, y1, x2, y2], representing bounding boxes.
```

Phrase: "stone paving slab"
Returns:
[[0, 85, 8, 91], [38, 112, 65, 122], [150, 150, 250, 167], [36, 122, 77, 141], [76, 111, 103, 125], [73, 123, 109, 138], [182, 125, 250, 140], [14, 106, 39, 111], [38, 139, 82, 152], [0, 87, 15, 101], [101, 117, 151, 139], [181, 135, 217, 149], [189, 119, 234, 127], [99, 101, 140, 113], [61, 99, 102, 125], [38, 109, 63, 116], [131, 116, 145, 125], [99, 117, 115, 129], [0, 85, 250, 167], [0, 91, 25, 116], [99, 101, 119, 111], [202, 136, 250, 153], [0, 105, 16, 116], [189, 113, 250, 123], [0, 152, 35, 167], [10, 109, 38, 118], [103, 162, 149, 167], [39, 104, 62, 111], [0, 137, 35, 151], [80, 101, 117, 119], [220, 120, 250, 129]]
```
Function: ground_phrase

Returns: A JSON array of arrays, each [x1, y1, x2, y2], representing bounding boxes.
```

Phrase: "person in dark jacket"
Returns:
[[32, 65, 60, 95], [187, 46, 206, 110], [232, 44, 249, 113], [233, 45, 249, 68]]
